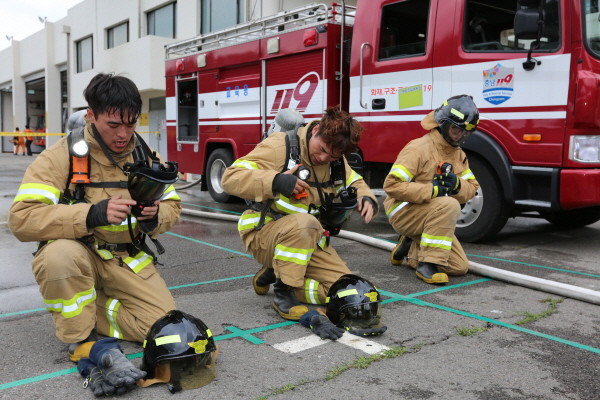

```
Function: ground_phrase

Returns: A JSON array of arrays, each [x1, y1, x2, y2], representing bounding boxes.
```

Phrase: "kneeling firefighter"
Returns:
[[222, 106, 378, 321], [8, 74, 182, 396], [299, 274, 387, 339], [138, 310, 218, 394]]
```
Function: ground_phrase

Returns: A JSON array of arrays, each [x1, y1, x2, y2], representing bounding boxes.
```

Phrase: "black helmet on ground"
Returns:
[[326, 274, 382, 330], [140, 310, 217, 393]]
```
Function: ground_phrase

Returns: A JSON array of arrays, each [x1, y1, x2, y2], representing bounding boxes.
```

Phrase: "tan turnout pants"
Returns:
[[241, 213, 351, 304], [388, 196, 468, 275], [32, 239, 175, 343]]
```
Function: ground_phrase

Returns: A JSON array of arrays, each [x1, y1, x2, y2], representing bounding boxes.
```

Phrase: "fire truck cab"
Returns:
[[165, 0, 600, 242]]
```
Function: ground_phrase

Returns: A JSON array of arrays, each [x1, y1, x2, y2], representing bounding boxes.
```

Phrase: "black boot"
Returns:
[[253, 265, 276, 295], [272, 279, 308, 320], [416, 262, 448, 284], [390, 236, 413, 265]]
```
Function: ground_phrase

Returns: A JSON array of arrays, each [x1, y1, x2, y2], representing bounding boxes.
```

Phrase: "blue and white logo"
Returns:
[[482, 64, 514, 105]]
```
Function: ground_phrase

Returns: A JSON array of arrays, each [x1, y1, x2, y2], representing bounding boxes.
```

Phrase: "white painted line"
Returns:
[[273, 334, 328, 354], [273, 333, 390, 355], [337, 332, 390, 355]]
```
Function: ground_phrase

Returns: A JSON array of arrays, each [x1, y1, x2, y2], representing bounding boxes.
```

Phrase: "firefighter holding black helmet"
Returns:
[[221, 106, 378, 321], [384, 95, 480, 285], [8, 73, 181, 396]]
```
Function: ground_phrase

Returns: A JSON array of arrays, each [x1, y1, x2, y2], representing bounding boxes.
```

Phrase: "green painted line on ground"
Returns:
[[181, 202, 242, 215], [165, 231, 251, 258]]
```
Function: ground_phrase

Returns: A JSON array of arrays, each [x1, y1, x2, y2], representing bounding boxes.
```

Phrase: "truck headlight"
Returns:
[[569, 136, 600, 163]]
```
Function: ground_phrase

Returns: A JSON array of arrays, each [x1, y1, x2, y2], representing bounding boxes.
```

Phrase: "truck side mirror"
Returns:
[[514, 6, 545, 71], [514, 9, 543, 40]]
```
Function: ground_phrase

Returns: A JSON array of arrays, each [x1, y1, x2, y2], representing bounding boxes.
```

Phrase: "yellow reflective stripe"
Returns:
[[155, 334, 182, 346], [98, 217, 137, 232], [451, 108, 465, 119], [274, 195, 310, 214], [44, 287, 96, 318], [232, 159, 259, 169], [304, 279, 321, 304], [459, 169, 475, 180], [14, 183, 61, 205], [389, 164, 413, 182], [95, 248, 114, 260], [386, 201, 408, 218], [161, 185, 180, 201], [206, 329, 213, 338], [317, 234, 328, 250], [420, 233, 452, 250], [237, 213, 273, 231], [274, 244, 314, 266], [336, 170, 362, 193], [337, 288, 359, 298], [123, 251, 154, 274], [106, 298, 123, 339]]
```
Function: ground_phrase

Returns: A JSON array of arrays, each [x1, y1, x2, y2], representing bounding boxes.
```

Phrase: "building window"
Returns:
[[76, 36, 93, 73], [147, 2, 176, 38], [202, 0, 244, 34], [107, 21, 129, 49]]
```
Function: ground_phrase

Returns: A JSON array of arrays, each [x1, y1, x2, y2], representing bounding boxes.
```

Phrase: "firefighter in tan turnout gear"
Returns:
[[8, 73, 181, 396], [222, 106, 377, 321], [384, 95, 480, 284]]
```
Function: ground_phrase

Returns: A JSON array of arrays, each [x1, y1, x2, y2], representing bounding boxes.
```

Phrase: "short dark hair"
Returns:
[[316, 106, 363, 156], [83, 73, 142, 124]]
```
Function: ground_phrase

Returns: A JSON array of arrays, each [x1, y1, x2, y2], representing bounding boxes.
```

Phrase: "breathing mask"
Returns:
[[319, 186, 358, 236]]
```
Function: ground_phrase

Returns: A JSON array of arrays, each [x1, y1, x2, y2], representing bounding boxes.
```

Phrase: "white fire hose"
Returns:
[[181, 207, 600, 305]]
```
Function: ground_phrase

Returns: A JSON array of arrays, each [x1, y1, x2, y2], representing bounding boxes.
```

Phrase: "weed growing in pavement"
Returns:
[[456, 326, 488, 336], [515, 298, 564, 325], [325, 345, 411, 380]]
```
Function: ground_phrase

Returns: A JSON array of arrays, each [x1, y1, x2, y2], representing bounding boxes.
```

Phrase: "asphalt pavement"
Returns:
[[1, 151, 600, 400]]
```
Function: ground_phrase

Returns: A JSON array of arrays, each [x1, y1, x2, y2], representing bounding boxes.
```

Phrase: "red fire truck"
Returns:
[[165, 0, 600, 242]]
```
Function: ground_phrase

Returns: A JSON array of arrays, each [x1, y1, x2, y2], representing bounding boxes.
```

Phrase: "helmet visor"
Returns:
[[339, 302, 381, 330], [168, 354, 216, 393]]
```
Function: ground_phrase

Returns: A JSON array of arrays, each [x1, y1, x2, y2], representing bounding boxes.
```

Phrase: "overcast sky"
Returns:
[[0, 0, 82, 51]]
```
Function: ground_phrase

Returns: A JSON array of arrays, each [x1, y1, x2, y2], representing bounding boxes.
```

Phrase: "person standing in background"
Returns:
[[24, 125, 34, 156], [14, 127, 26, 156]]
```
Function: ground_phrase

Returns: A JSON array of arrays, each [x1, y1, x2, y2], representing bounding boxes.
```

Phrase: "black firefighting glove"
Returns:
[[78, 358, 117, 397], [436, 172, 460, 193], [432, 178, 451, 197], [86, 199, 109, 229], [89, 338, 146, 390], [272, 173, 297, 197], [347, 325, 388, 337], [309, 314, 345, 340]]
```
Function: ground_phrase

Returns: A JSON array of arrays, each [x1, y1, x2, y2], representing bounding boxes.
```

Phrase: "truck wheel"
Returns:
[[540, 207, 600, 228], [455, 157, 511, 243], [206, 148, 235, 203]]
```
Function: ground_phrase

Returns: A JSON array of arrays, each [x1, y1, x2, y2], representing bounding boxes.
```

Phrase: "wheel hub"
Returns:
[[456, 187, 483, 228]]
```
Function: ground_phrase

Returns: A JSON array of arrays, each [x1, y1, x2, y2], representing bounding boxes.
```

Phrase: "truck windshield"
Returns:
[[583, 0, 600, 58]]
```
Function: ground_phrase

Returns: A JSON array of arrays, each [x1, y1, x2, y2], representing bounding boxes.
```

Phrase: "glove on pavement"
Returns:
[[89, 338, 147, 388], [310, 314, 345, 340], [78, 358, 117, 397]]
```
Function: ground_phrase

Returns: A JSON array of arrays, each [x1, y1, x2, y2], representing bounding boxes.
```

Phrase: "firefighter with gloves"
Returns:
[[300, 274, 386, 340], [222, 106, 377, 321], [384, 95, 480, 284], [8, 73, 181, 395]]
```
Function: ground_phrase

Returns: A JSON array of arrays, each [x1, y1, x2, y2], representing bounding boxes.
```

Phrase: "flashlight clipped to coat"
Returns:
[[293, 165, 311, 199]]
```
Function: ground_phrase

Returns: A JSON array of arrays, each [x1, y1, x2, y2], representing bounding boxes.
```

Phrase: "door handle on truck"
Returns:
[[359, 42, 371, 109]]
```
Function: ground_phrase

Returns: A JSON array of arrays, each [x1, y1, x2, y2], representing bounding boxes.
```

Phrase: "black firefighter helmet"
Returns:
[[140, 310, 218, 393], [325, 274, 382, 330]]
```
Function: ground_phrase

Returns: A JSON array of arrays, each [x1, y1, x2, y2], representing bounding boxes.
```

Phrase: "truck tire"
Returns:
[[206, 148, 235, 203], [455, 156, 511, 243], [540, 207, 600, 228]]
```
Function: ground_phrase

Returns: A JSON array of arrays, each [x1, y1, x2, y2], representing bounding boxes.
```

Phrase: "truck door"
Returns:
[[349, 0, 437, 169]]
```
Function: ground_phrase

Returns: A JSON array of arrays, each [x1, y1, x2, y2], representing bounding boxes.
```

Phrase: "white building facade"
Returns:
[[0, 0, 330, 153]]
